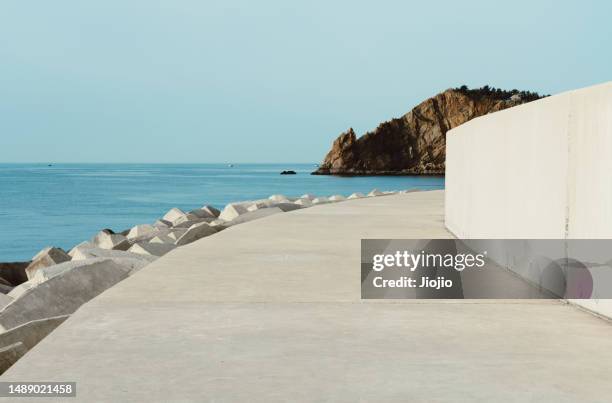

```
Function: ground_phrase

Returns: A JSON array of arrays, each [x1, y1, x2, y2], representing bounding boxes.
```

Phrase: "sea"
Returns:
[[0, 163, 444, 262]]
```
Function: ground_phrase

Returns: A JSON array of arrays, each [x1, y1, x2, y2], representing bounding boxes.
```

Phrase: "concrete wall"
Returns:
[[445, 82, 612, 317]]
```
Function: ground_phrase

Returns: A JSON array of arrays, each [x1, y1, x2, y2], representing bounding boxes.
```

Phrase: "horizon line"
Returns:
[[0, 161, 320, 165]]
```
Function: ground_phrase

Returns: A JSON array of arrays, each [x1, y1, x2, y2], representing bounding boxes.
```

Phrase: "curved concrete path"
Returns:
[[2, 190, 612, 402]]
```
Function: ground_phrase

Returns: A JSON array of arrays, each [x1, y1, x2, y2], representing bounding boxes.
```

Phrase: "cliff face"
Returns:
[[313, 87, 543, 175]]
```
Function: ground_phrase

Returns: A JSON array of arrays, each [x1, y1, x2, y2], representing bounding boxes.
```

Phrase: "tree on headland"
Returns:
[[454, 84, 546, 102]]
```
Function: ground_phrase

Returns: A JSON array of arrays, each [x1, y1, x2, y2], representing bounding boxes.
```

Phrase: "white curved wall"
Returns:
[[446, 82, 612, 238], [445, 81, 612, 317]]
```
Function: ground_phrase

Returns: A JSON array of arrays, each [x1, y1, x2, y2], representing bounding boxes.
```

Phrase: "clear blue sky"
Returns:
[[1, 0, 610, 163]]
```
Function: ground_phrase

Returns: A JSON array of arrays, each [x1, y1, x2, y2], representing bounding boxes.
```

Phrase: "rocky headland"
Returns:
[[0, 188, 410, 373], [313, 86, 545, 175]]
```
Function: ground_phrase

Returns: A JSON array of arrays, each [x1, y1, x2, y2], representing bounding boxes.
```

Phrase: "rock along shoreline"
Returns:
[[0, 188, 417, 374]]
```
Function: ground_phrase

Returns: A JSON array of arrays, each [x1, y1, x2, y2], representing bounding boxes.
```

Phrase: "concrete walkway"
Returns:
[[3, 190, 612, 402]]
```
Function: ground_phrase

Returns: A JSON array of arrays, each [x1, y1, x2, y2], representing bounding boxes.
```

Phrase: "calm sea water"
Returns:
[[0, 163, 444, 261]]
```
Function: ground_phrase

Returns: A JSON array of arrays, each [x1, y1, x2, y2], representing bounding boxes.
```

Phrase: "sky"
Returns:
[[1, 0, 610, 163]]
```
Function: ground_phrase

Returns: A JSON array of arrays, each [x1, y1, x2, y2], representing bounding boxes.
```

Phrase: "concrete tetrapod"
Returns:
[[150, 234, 176, 244], [312, 197, 329, 205], [91, 231, 130, 251], [162, 208, 187, 224], [68, 241, 94, 258], [225, 207, 284, 227], [190, 206, 220, 219], [153, 219, 172, 229], [246, 201, 269, 212], [167, 228, 188, 241], [294, 198, 313, 207], [272, 203, 303, 212], [268, 194, 289, 202], [0, 315, 69, 351], [200, 205, 221, 218], [219, 203, 250, 221], [25, 247, 71, 280], [172, 216, 208, 229], [0, 315, 69, 375], [175, 222, 218, 246], [126, 224, 156, 240], [7, 283, 35, 300], [328, 195, 346, 202], [128, 242, 176, 257], [35, 255, 154, 283], [70, 247, 156, 263], [0, 259, 130, 331]]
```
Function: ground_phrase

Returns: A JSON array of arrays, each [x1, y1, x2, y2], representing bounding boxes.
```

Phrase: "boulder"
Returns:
[[0, 262, 29, 286], [312, 197, 330, 205], [368, 189, 384, 197], [0, 342, 27, 375], [225, 207, 284, 227], [126, 224, 156, 240], [128, 242, 176, 257], [0, 259, 130, 331], [348, 192, 365, 199], [162, 207, 186, 224], [328, 195, 346, 202], [175, 222, 218, 246], [219, 203, 250, 221], [91, 230, 130, 251], [25, 247, 71, 280], [0, 284, 13, 295]]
